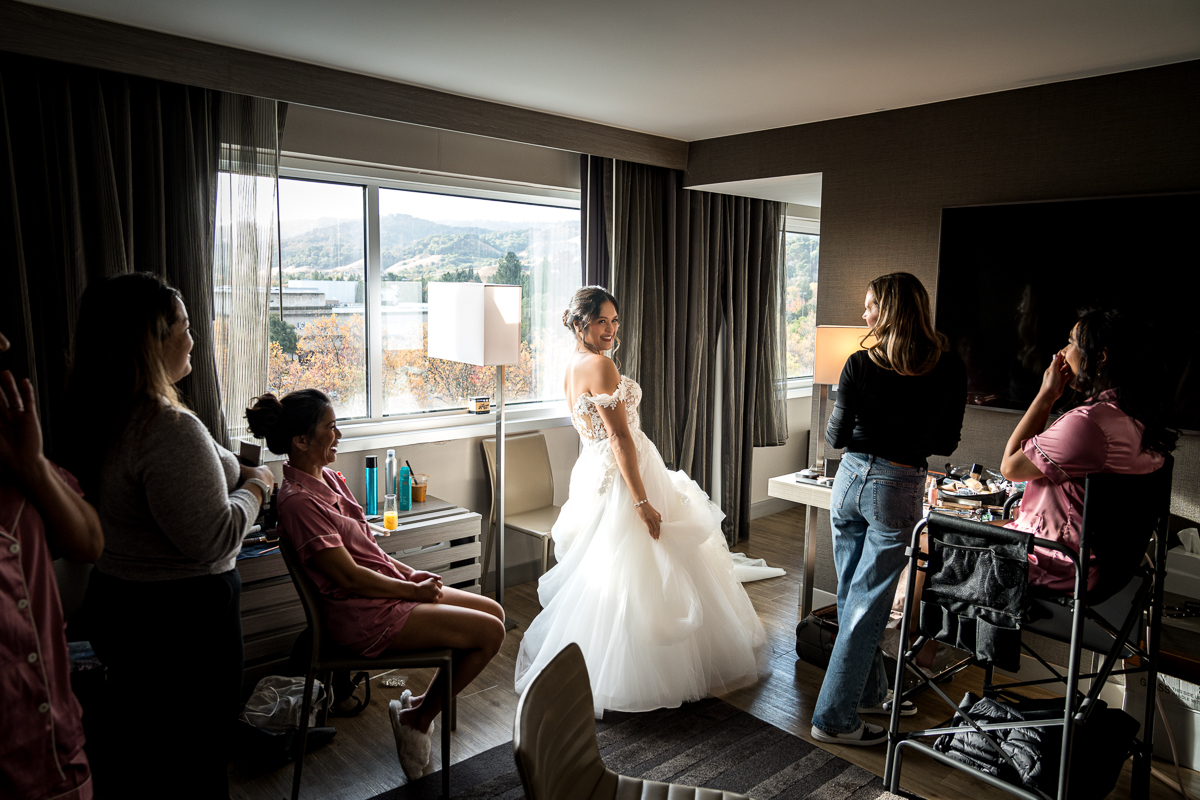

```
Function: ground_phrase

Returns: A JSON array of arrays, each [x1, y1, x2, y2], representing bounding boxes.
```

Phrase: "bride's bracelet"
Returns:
[[633, 498, 649, 509]]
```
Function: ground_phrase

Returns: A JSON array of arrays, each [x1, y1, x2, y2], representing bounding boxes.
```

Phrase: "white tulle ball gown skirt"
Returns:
[[514, 428, 770, 717]]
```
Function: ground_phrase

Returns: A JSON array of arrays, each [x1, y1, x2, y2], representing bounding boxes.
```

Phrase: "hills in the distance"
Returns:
[[279, 213, 578, 279]]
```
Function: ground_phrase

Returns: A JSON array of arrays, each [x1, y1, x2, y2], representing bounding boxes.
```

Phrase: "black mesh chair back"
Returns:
[[1078, 462, 1173, 604], [1026, 456, 1174, 654]]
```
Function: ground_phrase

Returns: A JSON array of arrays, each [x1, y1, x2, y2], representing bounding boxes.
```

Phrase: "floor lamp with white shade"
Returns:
[[812, 326, 875, 473], [427, 281, 522, 630]]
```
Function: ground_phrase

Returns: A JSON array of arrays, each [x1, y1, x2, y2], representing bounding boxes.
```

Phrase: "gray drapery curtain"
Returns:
[[610, 160, 786, 544], [579, 153, 612, 287], [0, 52, 284, 454]]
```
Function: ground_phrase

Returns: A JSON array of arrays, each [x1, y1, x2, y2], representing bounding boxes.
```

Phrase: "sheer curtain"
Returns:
[[527, 219, 581, 403], [211, 98, 285, 442]]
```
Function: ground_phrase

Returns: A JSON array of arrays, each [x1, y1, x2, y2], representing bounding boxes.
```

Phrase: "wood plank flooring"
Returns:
[[229, 506, 1199, 800]]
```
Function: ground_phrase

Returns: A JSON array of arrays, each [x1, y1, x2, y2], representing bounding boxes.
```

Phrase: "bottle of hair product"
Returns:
[[365, 455, 378, 516], [398, 466, 412, 512], [385, 449, 398, 499]]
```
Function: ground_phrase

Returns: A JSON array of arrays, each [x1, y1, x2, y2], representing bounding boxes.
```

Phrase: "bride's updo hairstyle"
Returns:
[[245, 389, 332, 455], [563, 285, 620, 357]]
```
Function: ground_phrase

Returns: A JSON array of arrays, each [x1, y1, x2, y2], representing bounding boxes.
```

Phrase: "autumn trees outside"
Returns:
[[785, 232, 819, 379], [267, 250, 541, 415]]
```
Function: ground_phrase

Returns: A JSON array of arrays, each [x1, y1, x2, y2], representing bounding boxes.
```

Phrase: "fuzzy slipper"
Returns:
[[399, 690, 434, 737], [389, 699, 431, 781]]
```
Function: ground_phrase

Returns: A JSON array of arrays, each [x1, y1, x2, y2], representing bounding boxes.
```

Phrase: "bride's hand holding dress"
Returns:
[[587, 354, 663, 541]]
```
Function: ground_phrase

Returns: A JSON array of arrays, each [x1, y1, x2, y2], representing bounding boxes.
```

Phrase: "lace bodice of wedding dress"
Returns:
[[570, 375, 643, 444]]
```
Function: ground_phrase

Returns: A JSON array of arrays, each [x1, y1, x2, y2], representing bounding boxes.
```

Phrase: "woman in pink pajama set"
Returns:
[[247, 389, 505, 781], [1000, 308, 1177, 591]]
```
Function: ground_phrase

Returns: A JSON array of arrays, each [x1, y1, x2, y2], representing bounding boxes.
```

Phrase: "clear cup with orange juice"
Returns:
[[383, 494, 398, 530]]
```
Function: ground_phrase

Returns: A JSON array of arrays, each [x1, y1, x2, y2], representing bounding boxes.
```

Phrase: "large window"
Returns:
[[375, 188, 579, 416], [251, 173, 580, 424], [784, 230, 819, 379]]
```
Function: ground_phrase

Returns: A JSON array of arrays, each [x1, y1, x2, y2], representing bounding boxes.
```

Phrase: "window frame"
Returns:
[[783, 213, 820, 398], [268, 158, 581, 458]]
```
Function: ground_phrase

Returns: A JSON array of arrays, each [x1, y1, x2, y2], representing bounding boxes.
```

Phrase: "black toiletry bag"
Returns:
[[795, 604, 840, 668]]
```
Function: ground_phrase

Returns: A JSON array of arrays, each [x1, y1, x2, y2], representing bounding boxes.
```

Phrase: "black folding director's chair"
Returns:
[[884, 456, 1174, 800]]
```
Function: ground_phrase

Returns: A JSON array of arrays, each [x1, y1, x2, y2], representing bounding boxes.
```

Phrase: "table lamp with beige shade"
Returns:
[[427, 281, 522, 629], [813, 325, 875, 474]]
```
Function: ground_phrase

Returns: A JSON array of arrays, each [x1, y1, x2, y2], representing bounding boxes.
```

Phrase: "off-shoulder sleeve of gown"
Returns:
[[588, 376, 630, 410]]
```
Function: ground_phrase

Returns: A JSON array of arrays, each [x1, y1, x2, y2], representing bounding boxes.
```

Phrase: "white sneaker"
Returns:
[[389, 699, 431, 780], [860, 690, 917, 717], [810, 721, 888, 747]]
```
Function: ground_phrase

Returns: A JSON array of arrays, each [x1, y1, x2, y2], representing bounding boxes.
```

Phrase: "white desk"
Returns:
[[767, 473, 833, 620]]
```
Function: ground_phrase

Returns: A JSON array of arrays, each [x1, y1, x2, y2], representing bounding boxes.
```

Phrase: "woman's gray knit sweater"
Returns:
[[94, 402, 260, 580]]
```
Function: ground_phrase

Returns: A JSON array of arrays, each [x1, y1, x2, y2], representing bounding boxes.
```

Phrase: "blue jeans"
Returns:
[[811, 452, 925, 734]]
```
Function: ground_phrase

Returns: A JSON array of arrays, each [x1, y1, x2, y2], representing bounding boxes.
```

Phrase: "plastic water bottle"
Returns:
[[398, 465, 412, 511]]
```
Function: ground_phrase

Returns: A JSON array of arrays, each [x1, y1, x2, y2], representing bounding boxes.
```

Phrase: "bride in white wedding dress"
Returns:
[[514, 287, 771, 716]]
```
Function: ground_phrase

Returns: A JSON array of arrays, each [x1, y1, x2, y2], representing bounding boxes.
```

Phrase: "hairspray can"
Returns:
[[365, 455, 378, 515], [385, 449, 398, 498]]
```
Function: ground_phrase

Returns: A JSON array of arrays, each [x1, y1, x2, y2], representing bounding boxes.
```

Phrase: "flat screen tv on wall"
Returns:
[[935, 192, 1200, 433]]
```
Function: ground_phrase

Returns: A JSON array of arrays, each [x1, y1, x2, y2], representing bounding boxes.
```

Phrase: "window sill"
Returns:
[[258, 401, 574, 461], [787, 378, 814, 400]]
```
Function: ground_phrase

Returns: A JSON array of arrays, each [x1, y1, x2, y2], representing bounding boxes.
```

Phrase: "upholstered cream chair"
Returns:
[[480, 433, 561, 594], [513, 643, 748, 800]]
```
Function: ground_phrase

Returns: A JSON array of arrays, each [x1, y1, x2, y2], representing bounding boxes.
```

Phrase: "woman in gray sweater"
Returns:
[[69, 273, 274, 799]]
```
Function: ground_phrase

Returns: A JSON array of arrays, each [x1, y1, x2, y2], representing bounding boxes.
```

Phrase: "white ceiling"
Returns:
[[23, 0, 1200, 141]]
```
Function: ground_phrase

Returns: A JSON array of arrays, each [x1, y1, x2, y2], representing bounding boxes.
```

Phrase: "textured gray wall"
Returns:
[[690, 61, 1200, 594], [687, 63, 1200, 336]]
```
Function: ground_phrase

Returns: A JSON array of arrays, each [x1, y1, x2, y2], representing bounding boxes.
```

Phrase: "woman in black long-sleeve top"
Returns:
[[810, 272, 966, 747]]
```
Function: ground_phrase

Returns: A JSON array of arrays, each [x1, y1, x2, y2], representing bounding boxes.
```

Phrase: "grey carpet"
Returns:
[[368, 697, 916, 800]]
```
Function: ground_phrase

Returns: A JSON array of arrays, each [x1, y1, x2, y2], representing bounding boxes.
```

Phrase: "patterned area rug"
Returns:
[[369, 697, 914, 800]]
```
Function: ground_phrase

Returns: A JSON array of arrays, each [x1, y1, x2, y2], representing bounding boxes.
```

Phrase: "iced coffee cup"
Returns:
[[412, 473, 429, 503]]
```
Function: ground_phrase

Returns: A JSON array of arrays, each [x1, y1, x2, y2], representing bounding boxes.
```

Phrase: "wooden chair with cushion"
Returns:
[[481, 433, 561, 593], [279, 536, 456, 800], [513, 642, 749, 800]]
